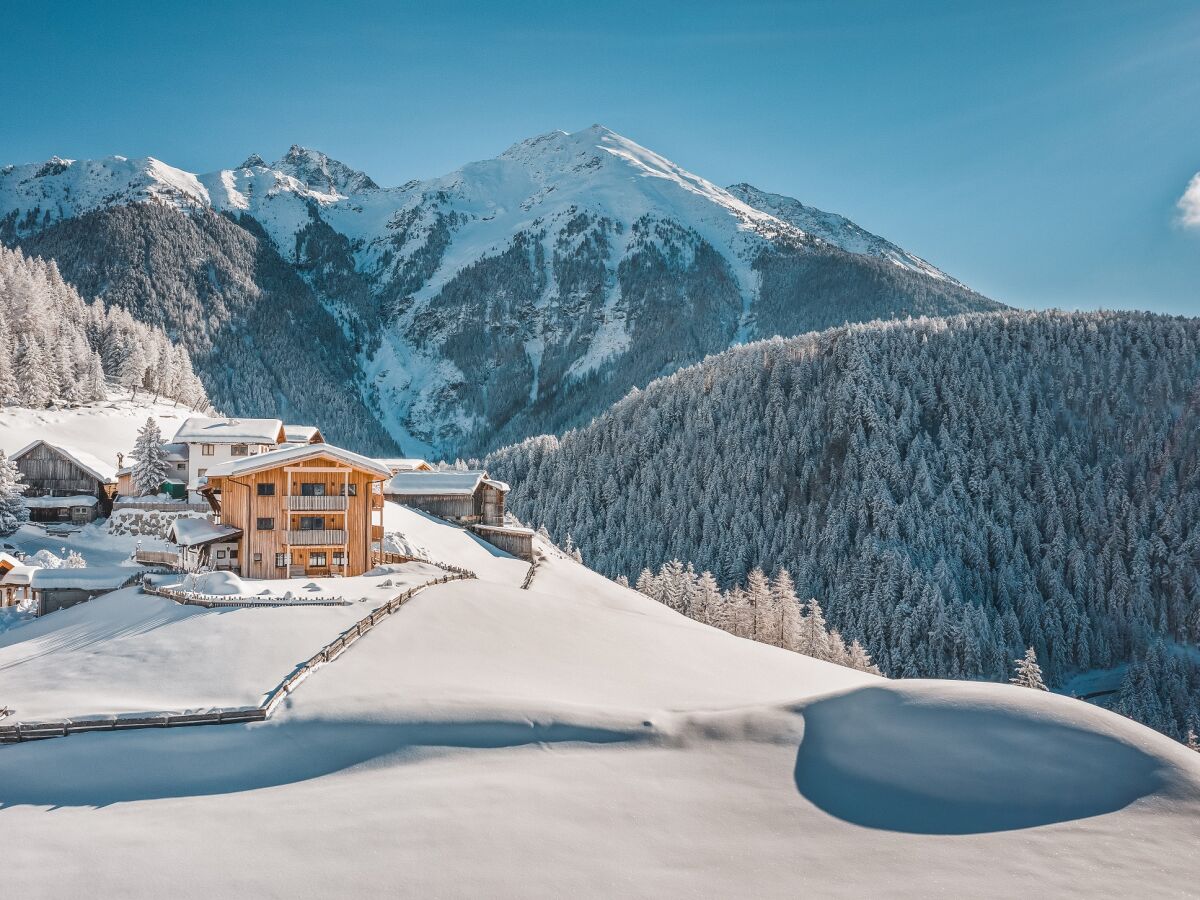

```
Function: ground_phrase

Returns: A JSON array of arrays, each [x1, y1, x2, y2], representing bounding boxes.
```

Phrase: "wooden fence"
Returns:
[[143, 582, 353, 608], [520, 554, 541, 590], [0, 572, 472, 744]]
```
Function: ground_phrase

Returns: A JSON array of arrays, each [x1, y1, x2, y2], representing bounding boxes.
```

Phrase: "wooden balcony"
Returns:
[[287, 529, 346, 546], [287, 495, 348, 511]]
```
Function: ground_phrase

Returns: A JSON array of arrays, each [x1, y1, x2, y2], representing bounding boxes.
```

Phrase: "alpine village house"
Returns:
[[199, 443, 390, 579]]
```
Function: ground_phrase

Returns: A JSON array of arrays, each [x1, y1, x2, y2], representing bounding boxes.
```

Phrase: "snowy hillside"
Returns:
[[1, 515, 1198, 896], [1, 126, 999, 456], [0, 394, 194, 462]]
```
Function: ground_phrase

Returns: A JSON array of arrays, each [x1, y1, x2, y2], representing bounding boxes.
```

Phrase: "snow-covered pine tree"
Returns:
[[0, 450, 28, 536], [1011, 647, 1048, 691], [131, 417, 169, 496]]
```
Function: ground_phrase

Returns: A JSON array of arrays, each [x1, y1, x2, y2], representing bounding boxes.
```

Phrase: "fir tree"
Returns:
[[131, 417, 169, 496], [0, 450, 29, 536], [1011, 647, 1048, 691]]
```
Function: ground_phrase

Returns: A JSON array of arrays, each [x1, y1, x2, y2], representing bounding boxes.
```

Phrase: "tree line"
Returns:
[[0, 244, 208, 408], [489, 310, 1200, 744]]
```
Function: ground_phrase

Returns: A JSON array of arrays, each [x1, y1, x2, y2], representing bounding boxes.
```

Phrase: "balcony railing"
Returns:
[[287, 495, 348, 511], [287, 529, 346, 546]]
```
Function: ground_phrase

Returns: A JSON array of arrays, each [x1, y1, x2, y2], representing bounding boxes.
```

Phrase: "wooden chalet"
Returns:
[[201, 443, 390, 579], [11, 440, 118, 522]]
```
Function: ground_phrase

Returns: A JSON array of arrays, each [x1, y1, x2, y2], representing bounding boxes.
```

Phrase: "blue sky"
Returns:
[[2, 0, 1197, 314]]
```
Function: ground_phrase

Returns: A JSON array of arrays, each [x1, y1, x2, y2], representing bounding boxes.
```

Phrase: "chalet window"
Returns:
[[197, 468, 207, 478], [310, 552, 327, 567], [254, 553, 262, 562], [216, 550, 226, 559], [299, 482, 325, 497], [231, 444, 249, 457], [338, 483, 358, 496], [257, 517, 274, 530], [229, 549, 238, 560], [256, 483, 275, 496], [274, 553, 288, 568], [176, 462, 186, 471], [333, 551, 345, 565], [202, 444, 215, 456], [299, 516, 324, 530]]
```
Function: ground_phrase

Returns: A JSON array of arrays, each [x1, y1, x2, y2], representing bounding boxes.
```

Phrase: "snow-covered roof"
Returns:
[[169, 518, 242, 547], [377, 458, 433, 472], [384, 471, 497, 496], [31, 565, 140, 590], [0, 563, 38, 585], [283, 424, 323, 443], [172, 417, 285, 444], [0, 551, 24, 570], [23, 494, 99, 508], [12, 440, 118, 484], [203, 442, 393, 480]]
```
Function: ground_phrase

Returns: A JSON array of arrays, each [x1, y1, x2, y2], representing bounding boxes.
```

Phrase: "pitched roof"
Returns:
[[31, 565, 142, 590], [1, 563, 38, 585], [384, 470, 489, 496], [172, 417, 285, 444], [203, 442, 392, 480], [169, 518, 242, 547], [283, 424, 324, 443], [377, 458, 433, 472], [12, 440, 117, 484]]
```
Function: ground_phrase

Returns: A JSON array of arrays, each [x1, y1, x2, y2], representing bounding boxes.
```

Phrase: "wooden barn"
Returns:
[[11, 440, 118, 521], [383, 470, 509, 527], [201, 443, 390, 579], [30, 566, 141, 616]]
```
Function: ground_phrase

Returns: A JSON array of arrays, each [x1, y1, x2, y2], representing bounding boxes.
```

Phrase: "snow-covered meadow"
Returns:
[[2, 542, 1199, 897]]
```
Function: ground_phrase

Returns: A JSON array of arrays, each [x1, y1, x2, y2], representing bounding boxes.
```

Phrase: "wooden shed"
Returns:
[[11, 440, 118, 520], [383, 470, 509, 527]]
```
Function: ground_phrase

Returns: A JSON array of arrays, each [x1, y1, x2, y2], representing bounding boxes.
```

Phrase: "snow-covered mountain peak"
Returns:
[[727, 182, 963, 285], [0, 153, 209, 233], [239, 153, 268, 170], [272, 144, 379, 197]]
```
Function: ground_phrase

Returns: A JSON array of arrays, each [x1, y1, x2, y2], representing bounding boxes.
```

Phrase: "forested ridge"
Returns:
[[489, 310, 1200, 739]]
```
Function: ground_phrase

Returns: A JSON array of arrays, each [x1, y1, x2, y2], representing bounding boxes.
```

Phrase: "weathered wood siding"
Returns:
[[472, 526, 532, 560], [212, 457, 381, 579], [387, 484, 506, 525], [391, 493, 480, 523], [15, 443, 112, 513]]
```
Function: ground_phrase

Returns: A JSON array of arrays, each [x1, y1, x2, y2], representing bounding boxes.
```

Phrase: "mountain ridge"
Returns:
[[0, 126, 1001, 456]]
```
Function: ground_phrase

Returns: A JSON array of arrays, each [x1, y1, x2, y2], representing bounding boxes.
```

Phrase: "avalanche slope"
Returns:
[[1, 519, 1198, 897]]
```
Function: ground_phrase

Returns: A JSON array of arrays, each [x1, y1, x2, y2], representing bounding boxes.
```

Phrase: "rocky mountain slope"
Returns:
[[0, 126, 1001, 455]]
